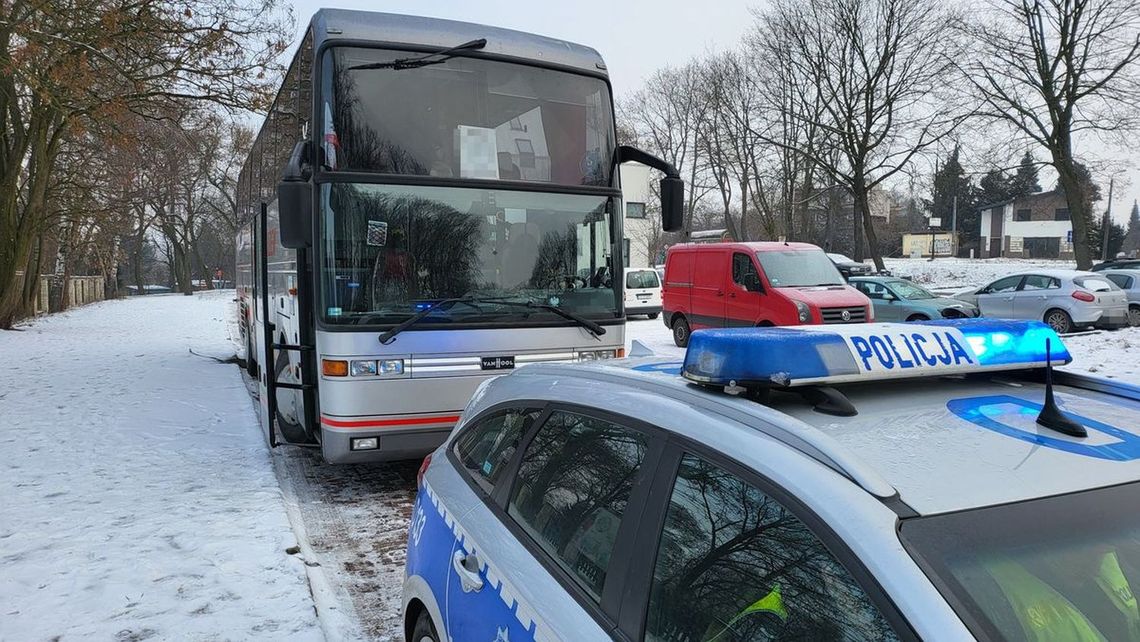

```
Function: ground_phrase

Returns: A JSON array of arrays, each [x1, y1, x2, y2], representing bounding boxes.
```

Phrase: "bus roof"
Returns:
[[309, 9, 609, 78]]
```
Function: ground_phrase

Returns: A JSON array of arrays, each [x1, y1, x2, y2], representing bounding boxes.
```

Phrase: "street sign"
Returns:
[[929, 217, 942, 228]]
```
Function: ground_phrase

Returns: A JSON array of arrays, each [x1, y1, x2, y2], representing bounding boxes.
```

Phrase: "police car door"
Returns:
[[445, 405, 661, 641]]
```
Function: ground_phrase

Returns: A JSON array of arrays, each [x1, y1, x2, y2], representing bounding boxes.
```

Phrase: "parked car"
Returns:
[[1101, 269, 1140, 326], [826, 252, 874, 280], [1091, 257, 1140, 272], [662, 242, 872, 347], [849, 276, 980, 321], [403, 320, 1140, 642], [623, 268, 662, 319], [953, 270, 1128, 333]]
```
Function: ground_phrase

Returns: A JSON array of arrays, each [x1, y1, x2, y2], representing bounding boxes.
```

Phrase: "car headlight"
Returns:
[[794, 301, 811, 324]]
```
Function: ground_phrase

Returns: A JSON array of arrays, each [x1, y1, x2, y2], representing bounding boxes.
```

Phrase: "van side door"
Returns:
[[691, 248, 728, 329], [727, 252, 764, 326]]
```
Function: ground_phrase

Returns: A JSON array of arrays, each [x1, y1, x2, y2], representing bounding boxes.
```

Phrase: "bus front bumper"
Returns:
[[320, 413, 457, 463]]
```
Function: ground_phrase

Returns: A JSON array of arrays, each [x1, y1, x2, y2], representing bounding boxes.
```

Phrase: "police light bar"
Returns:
[[681, 319, 1072, 388]]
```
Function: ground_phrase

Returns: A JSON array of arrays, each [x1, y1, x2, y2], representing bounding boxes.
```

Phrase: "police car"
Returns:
[[402, 318, 1140, 642]]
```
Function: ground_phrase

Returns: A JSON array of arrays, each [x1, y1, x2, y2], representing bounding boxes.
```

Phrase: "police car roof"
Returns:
[[309, 9, 608, 78], [513, 358, 1140, 516]]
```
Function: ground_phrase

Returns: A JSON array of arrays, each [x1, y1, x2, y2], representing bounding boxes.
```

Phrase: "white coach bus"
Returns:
[[235, 10, 682, 463]]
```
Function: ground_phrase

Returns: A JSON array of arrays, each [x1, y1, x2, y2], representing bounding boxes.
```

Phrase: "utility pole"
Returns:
[[951, 195, 958, 256], [1102, 177, 1115, 261]]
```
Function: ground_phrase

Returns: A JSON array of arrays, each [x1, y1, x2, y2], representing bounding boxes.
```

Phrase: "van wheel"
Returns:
[[648, 312, 659, 320], [1044, 309, 1073, 334], [672, 316, 691, 348], [1129, 305, 1140, 327], [274, 349, 313, 443], [411, 609, 440, 642], [905, 314, 930, 322]]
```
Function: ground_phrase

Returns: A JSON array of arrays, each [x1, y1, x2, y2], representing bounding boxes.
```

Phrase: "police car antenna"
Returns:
[[1036, 338, 1087, 438]]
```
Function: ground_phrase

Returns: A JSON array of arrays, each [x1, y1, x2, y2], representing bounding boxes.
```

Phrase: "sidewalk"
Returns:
[[0, 291, 322, 640]]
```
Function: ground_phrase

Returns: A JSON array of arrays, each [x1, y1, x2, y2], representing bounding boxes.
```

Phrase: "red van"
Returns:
[[662, 242, 874, 346]]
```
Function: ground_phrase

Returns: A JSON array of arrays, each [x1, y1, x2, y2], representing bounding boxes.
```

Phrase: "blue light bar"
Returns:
[[681, 319, 1072, 388]]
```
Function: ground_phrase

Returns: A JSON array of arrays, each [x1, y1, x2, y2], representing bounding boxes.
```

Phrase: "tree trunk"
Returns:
[[1050, 142, 1093, 270], [851, 180, 885, 271]]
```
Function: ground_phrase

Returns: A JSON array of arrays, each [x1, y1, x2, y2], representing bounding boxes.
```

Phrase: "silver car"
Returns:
[[1102, 269, 1140, 326], [403, 321, 1140, 642], [954, 269, 1128, 333]]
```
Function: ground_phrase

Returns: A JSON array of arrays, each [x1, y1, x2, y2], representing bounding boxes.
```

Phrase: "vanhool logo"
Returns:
[[849, 330, 974, 371], [480, 356, 515, 370]]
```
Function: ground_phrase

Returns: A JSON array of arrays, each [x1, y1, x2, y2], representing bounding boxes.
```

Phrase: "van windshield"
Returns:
[[756, 250, 845, 288]]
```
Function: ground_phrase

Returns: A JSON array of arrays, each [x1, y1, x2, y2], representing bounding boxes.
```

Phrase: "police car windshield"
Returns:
[[756, 250, 845, 287], [900, 481, 1140, 642]]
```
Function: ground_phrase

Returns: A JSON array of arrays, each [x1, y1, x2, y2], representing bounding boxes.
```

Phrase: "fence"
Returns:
[[13, 272, 107, 316]]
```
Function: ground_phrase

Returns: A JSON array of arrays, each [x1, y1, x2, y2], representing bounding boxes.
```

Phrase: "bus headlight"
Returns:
[[379, 359, 405, 375], [578, 349, 624, 361], [350, 360, 378, 376]]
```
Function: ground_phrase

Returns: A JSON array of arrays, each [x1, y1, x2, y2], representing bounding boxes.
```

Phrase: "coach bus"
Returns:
[[235, 10, 682, 463]]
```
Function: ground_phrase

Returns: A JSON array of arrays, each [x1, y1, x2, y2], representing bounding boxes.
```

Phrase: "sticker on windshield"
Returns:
[[367, 220, 388, 247], [948, 395, 1140, 461]]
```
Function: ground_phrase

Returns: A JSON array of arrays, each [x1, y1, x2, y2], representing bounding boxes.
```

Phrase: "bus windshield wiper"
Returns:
[[347, 38, 487, 71], [377, 295, 606, 344]]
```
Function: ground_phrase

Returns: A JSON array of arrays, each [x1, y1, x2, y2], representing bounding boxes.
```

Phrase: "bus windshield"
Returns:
[[323, 47, 616, 186], [319, 183, 619, 326], [901, 482, 1140, 642]]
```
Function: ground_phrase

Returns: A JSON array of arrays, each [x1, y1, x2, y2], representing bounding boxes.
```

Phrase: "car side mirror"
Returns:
[[277, 141, 313, 249]]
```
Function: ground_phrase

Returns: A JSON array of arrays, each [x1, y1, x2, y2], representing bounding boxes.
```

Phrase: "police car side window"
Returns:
[[507, 410, 648, 601], [453, 408, 539, 495], [645, 454, 900, 642]]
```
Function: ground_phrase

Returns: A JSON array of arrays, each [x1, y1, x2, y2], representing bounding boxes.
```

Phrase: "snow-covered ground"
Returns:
[[884, 257, 1075, 292], [0, 292, 322, 641]]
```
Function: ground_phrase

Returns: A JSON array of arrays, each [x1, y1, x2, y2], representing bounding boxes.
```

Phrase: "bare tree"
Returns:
[[961, 0, 1140, 269], [0, 0, 291, 327], [618, 61, 715, 238], [751, 0, 964, 269]]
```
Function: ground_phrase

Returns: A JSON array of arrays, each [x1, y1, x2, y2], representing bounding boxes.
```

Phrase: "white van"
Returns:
[[624, 268, 662, 319]]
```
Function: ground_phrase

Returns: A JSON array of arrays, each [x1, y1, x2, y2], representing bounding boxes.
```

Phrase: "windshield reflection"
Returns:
[[319, 183, 618, 325]]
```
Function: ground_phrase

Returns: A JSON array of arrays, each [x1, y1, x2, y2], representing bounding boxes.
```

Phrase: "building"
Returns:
[[620, 162, 655, 268], [979, 190, 1073, 259]]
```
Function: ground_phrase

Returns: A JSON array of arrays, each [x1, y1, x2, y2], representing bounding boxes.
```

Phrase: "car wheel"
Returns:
[[672, 315, 691, 348], [648, 312, 659, 320], [411, 609, 440, 642], [1129, 306, 1140, 328], [1044, 309, 1074, 334], [905, 314, 930, 322]]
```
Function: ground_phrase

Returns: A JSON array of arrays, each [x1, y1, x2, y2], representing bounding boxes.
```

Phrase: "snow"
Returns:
[[883, 257, 1076, 292], [1, 276, 1134, 641], [0, 292, 321, 641]]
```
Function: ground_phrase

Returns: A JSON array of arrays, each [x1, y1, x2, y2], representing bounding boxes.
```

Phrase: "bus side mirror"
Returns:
[[278, 141, 312, 249], [615, 145, 684, 233], [660, 176, 683, 233]]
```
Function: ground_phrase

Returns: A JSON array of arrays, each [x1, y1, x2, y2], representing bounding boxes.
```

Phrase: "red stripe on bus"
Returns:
[[320, 415, 461, 429]]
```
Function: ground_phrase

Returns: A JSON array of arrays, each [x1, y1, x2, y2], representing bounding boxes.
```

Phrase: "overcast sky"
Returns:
[[287, 0, 1139, 223]]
